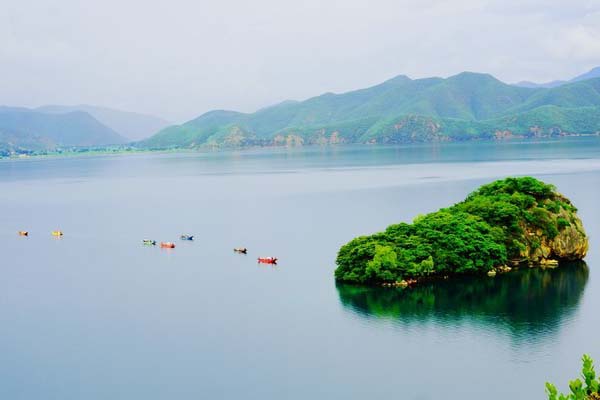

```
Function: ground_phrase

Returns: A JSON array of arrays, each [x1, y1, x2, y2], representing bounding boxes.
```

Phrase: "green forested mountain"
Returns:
[[139, 72, 600, 149], [0, 107, 126, 153]]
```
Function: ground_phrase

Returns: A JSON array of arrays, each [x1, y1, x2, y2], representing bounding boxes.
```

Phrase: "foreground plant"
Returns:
[[546, 355, 600, 399]]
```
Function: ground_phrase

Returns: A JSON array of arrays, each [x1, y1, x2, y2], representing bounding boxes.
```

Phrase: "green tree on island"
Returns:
[[335, 177, 588, 284]]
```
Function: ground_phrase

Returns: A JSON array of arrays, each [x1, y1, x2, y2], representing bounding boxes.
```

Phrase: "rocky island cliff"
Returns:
[[335, 177, 588, 285]]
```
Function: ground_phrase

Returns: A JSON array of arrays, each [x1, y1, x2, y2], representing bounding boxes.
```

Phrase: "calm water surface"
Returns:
[[1, 138, 600, 399]]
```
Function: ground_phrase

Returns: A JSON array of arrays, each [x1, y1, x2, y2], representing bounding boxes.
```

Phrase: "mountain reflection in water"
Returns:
[[337, 262, 589, 339]]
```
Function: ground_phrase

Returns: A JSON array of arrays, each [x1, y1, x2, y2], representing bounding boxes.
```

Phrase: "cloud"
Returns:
[[1, 0, 599, 121], [541, 11, 600, 60]]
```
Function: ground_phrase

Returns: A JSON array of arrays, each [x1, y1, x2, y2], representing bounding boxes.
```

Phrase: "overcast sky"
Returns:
[[2, 0, 600, 122]]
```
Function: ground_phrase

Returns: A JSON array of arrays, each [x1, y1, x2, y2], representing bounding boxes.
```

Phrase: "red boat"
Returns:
[[258, 257, 277, 264], [160, 242, 176, 248]]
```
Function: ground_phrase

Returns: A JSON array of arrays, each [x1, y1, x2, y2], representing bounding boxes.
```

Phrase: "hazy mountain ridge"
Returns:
[[37, 104, 170, 141], [0, 106, 126, 152], [513, 66, 600, 89], [139, 71, 600, 149]]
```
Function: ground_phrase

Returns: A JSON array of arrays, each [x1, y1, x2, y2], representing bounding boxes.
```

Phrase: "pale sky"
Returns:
[[2, 0, 600, 122]]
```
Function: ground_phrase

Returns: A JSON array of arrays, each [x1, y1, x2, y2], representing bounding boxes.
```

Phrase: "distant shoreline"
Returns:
[[2, 134, 600, 161]]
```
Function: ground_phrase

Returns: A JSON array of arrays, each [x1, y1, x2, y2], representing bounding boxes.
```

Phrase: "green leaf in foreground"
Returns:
[[546, 355, 600, 400]]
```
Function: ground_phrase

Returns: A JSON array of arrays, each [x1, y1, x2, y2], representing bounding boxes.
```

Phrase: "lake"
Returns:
[[1, 138, 600, 399]]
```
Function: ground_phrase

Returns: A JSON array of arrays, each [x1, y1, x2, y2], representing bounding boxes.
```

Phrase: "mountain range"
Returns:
[[0, 107, 126, 153], [0, 105, 170, 154], [514, 67, 600, 88], [139, 68, 600, 149], [36, 105, 170, 141], [3, 67, 600, 154]]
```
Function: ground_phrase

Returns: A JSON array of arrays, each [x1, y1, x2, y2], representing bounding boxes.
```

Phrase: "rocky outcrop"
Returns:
[[273, 133, 304, 146], [520, 196, 588, 264]]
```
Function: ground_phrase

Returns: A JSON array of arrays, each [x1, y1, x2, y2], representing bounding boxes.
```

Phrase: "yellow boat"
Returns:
[[51, 231, 63, 236]]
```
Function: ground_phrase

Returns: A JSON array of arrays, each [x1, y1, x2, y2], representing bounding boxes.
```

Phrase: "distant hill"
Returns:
[[513, 66, 600, 89], [37, 104, 170, 141], [571, 66, 600, 83], [139, 72, 600, 149], [513, 80, 566, 89], [0, 107, 126, 152]]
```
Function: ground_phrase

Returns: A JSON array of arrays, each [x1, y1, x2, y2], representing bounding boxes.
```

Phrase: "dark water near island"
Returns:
[[1, 138, 600, 399]]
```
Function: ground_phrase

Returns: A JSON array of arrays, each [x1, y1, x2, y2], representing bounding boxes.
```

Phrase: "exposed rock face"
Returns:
[[494, 130, 520, 139], [521, 196, 589, 264], [271, 133, 303, 146]]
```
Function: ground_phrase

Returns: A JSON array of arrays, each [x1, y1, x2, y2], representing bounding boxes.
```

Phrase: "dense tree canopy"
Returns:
[[335, 177, 586, 284]]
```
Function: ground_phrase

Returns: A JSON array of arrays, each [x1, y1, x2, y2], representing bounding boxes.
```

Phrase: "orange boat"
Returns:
[[258, 257, 277, 264], [160, 242, 176, 248], [18, 231, 29, 236]]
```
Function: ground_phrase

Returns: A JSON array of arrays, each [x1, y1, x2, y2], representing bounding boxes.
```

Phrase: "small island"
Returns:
[[335, 177, 589, 285]]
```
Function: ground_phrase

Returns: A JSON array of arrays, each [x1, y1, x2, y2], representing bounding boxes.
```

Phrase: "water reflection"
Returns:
[[337, 262, 589, 338]]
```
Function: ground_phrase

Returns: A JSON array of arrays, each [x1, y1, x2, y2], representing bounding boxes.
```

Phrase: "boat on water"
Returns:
[[143, 239, 156, 246], [234, 247, 247, 254], [258, 257, 277, 264], [51, 231, 63, 236], [180, 235, 194, 241], [18, 231, 29, 236], [160, 242, 176, 248]]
